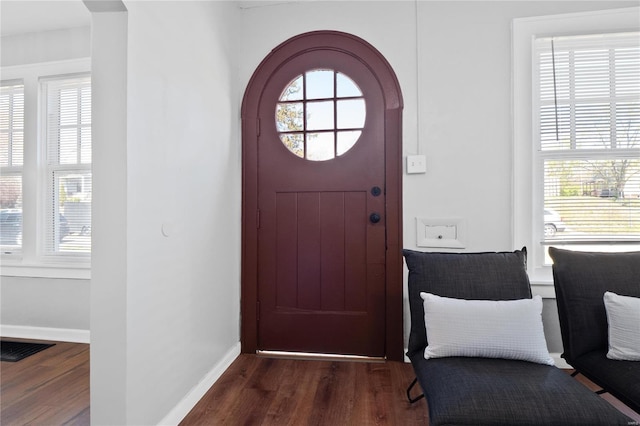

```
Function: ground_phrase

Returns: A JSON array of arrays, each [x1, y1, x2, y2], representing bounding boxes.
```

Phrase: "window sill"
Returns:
[[531, 282, 556, 299], [528, 268, 555, 298], [1, 261, 90, 280]]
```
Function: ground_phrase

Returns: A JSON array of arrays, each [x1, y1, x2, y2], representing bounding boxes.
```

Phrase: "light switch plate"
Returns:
[[406, 155, 426, 174], [416, 217, 466, 248]]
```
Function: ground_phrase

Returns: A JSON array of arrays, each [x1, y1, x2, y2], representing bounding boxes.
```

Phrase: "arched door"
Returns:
[[242, 31, 403, 360]]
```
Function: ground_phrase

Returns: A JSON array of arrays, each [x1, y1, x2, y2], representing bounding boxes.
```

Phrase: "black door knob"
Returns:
[[371, 186, 382, 197], [370, 213, 381, 224]]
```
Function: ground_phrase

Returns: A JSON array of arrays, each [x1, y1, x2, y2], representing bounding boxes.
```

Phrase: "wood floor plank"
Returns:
[[262, 358, 316, 425], [388, 358, 430, 425], [181, 355, 430, 426], [2, 342, 638, 425], [178, 354, 270, 425], [571, 370, 640, 423], [306, 361, 352, 425], [1, 340, 90, 426], [268, 358, 326, 426]]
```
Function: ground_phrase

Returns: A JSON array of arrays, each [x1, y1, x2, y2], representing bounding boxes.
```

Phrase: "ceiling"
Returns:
[[1, 0, 91, 37], [0, 0, 323, 37]]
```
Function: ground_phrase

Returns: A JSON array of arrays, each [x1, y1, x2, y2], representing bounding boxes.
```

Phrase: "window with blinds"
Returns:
[[535, 32, 640, 247], [42, 74, 91, 255], [0, 82, 24, 251]]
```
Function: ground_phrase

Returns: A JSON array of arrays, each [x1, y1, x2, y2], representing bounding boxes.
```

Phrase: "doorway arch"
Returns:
[[241, 31, 404, 361]]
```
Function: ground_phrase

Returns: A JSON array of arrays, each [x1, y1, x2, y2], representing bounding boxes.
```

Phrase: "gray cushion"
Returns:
[[403, 248, 531, 358], [549, 247, 640, 362], [410, 354, 634, 426], [572, 349, 640, 414]]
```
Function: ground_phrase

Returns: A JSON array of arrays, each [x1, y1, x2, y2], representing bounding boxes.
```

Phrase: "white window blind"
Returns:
[[42, 74, 91, 255], [0, 81, 24, 251], [535, 32, 640, 245]]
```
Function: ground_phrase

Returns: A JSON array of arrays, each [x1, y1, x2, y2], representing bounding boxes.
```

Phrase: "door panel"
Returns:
[[257, 49, 386, 356], [242, 31, 404, 360], [273, 191, 369, 312]]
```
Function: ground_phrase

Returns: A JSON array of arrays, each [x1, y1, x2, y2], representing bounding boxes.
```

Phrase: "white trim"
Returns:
[[531, 282, 555, 299], [39, 73, 93, 259], [157, 342, 241, 426], [0, 58, 91, 78], [1, 58, 93, 275], [0, 324, 90, 343], [512, 7, 640, 282], [1, 262, 90, 279]]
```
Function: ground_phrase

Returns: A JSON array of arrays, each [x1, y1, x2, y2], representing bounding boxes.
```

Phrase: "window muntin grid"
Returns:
[[276, 70, 366, 161]]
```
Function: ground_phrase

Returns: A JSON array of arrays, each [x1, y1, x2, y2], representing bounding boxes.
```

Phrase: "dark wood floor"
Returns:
[[2, 341, 639, 425], [180, 354, 428, 425], [571, 371, 640, 423], [1, 339, 89, 426]]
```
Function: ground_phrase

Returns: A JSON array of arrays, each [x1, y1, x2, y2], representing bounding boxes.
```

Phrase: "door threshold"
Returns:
[[256, 350, 386, 363]]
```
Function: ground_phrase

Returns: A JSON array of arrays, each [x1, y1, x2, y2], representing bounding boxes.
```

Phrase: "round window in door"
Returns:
[[275, 69, 366, 161]]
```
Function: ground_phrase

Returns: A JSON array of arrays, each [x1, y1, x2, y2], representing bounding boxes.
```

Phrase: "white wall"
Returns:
[[0, 27, 91, 336], [238, 0, 637, 355], [0, 26, 90, 66], [89, 5, 129, 425], [2, 2, 242, 424], [0, 276, 89, 330], [4, 2, 637, 424], [120, 1, 241, 424]]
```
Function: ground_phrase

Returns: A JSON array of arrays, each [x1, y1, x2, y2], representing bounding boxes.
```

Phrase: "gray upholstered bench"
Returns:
[[404, 248, 633, 426], [550, 247, 640, 415]]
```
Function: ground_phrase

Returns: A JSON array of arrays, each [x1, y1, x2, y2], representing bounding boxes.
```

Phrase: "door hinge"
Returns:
[[256, 209, 260, 229], [257, 301, 260, 321]]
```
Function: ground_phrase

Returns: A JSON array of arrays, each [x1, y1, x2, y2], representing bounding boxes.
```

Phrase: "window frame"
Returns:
[[41, 73, 92, 260], [1, 79, 25, 253], [513, 7, 640, 288], [535, 32, 640, 249], [1, 58, 91, 279], [275, 69, 367, 161]]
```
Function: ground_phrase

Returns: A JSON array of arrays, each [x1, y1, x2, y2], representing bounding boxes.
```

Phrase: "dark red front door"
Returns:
[[256, 48, 387, 356]]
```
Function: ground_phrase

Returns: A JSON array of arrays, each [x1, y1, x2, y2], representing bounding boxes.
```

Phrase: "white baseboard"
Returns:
[[158, 341, 241, 426], [0, 324, 90, 343]]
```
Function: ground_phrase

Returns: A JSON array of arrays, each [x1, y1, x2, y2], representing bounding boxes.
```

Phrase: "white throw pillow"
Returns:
[[420, 292, 554, 365], [604, 291, 640, 361]]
